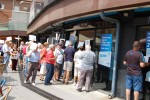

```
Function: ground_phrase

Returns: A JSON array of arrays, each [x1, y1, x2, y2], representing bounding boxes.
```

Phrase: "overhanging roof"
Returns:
[[27, 0, 150, 34]]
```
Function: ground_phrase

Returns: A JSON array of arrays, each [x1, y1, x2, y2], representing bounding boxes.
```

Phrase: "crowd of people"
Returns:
[[2, 38, 150, 100], [1, 39, 96, 92]]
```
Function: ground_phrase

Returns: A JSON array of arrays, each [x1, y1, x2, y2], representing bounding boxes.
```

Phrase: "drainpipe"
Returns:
[[100, 11, 120, 99]]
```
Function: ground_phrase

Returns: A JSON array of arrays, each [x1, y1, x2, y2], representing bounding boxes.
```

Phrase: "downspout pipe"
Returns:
[[100, 11, 120, 98]]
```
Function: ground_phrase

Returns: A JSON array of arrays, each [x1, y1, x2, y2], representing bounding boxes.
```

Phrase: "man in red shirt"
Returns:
[[22, 42, 29, 76], [23, 42, 29, 55], [44, 44, 56, 85]]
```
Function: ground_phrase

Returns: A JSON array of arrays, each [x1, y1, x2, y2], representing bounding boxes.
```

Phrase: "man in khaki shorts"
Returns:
[[62, 41, 75, 84]]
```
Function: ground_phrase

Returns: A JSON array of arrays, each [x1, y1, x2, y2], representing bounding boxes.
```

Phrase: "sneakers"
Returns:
[[65, 82, 69, 85], [73, 82, 76, 86], [76, 89, 82, 92], [32, 82, 35, 86], [24, 80, 30, 84]]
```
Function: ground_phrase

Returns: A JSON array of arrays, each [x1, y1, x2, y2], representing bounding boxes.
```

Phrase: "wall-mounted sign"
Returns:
[[79, 22, 88, 27], [98, 34, 112, 67], [146, 32, 150, 56]]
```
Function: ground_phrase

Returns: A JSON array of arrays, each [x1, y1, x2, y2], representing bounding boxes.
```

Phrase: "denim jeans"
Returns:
[[44, 63, 54, 85], [3, 54, 10, 71], [24, 56, 28, 77], [126, 75, 143, 91]]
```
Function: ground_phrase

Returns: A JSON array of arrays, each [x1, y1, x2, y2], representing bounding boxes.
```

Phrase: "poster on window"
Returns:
[[0, 40, 4, 44], [85, 40, 90, 45], [77, 42, 84, 48], [69, 31, 77, 46], [98, 34, 112, 67], [65, 40, 70, 47], [146, 32, 150, 57], [6, 37, 12, 41]]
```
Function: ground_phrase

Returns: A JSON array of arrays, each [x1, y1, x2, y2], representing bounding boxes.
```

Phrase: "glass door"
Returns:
[[136, 26, 150, 100], [94, 28, 116, 92]]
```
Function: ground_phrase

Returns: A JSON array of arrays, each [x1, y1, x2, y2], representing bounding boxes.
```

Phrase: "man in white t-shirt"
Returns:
[[73, 46, 83, 85], [54, 44, 64, 81], [2, 40, 10, 72]]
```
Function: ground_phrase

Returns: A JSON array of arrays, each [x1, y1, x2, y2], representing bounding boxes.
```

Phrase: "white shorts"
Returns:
[[74, 67, 81, 77], [63, 61, 73, 71], [40, 63, 46, 74]]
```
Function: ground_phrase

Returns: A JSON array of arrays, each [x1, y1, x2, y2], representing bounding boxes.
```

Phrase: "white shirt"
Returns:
[[79, 50, 96, 70], [10, 48, 20, 59], [74, 50, 82, 68], [28, 50, 40, 62], [54, 48, 64, 64], [2, 44, 9, 57]]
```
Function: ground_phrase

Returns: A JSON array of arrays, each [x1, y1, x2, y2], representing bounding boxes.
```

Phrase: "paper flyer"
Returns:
[[65, 40, 70, 46], [6, 37, 12, 41], [144, 56, 149, 62], [77, 42, 84, 48], [29, 35, 36, 41], [85, 40, 90, 45], [0, 40, 4, 44]]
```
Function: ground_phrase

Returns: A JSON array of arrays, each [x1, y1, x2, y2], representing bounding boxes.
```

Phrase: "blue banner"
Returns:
[[99, 34, 112, 67], [146, 32, 150, 56], [100, 34, 112, 52]]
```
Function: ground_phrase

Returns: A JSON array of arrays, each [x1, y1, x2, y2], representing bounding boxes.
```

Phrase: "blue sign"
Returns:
[[100, 34, 112, 52], [99, 34, 112, 67], [146, 32, 150, 56]]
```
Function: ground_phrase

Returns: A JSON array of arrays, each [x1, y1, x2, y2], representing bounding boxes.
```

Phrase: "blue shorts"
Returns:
[[126, 75, 143, 91]]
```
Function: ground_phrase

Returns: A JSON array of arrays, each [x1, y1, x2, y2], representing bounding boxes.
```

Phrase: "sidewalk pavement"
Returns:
[[0, 67, 48, 100], [34, 72, 123, 100], [0, 67, 123, 100]]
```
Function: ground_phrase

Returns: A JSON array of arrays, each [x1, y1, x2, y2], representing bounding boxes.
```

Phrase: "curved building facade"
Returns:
[[27, 0, 150, 99]]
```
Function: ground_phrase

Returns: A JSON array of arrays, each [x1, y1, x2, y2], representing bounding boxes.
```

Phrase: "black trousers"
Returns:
[[11, 59, 18, 71]]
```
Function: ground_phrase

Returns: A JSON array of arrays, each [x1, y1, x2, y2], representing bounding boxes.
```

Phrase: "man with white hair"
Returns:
[[2, 40, 11, 72], [77, 45, 96, 92], [44, 44, 56, 85], [24, 43, 40, 86], [62, 41, 75, 84]]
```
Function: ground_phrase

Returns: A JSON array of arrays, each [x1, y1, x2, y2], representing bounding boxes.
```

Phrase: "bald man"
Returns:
[[123, 41, 146, 100]]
